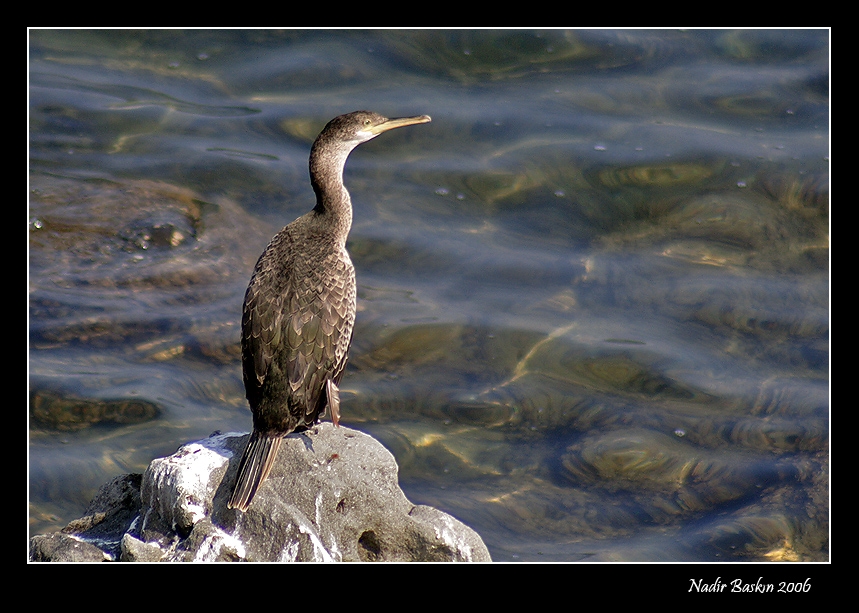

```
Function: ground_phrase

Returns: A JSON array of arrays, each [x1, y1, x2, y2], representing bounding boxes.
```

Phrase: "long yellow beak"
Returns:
[[368, 114, 432, 135]]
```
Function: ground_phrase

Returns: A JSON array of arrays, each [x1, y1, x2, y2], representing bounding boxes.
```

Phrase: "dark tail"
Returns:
[[227, 431, 282, 512]]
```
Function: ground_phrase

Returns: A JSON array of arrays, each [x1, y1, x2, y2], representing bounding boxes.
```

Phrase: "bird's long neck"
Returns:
[[309, 138, 357, 244]]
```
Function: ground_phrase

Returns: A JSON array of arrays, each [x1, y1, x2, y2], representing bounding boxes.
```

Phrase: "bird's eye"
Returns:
[[364, 119, 371, 126]]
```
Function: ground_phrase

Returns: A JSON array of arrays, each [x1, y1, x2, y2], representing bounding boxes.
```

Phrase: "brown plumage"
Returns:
[[228, 111, 431, 512]]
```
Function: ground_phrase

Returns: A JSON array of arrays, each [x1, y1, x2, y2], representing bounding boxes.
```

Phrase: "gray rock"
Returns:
[[30, 424, 491, 562], [29, 532, 111, 562]]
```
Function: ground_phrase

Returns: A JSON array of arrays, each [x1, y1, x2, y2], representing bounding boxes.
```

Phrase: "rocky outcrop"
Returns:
[[29, 424, 491, 562]]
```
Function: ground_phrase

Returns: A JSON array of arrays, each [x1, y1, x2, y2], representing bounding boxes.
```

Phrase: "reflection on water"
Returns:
[[29, 29, 828, 562]]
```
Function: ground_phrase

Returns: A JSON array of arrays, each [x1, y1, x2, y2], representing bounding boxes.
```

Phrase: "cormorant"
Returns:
[[228, 111, 431, 512]]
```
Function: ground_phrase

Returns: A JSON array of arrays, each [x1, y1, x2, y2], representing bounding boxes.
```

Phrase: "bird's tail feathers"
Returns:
[[227, 431, 282, 512]]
